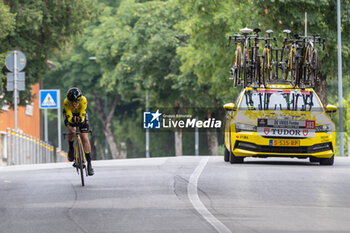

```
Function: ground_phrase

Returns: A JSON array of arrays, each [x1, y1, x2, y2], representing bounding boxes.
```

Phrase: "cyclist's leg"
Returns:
[[65, 121, 76, 162], [79, 114, 94, 176]]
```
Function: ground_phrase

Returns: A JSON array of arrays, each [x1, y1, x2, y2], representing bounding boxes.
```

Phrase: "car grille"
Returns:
[[235, 141, 332, 154]]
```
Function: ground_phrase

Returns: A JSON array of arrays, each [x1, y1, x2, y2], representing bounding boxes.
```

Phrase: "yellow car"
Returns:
[[224, 84, 337, 165]]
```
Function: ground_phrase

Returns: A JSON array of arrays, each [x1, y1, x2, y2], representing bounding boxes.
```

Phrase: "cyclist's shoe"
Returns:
[[67, 148, 74, 162], [87, 164, 94, 176]]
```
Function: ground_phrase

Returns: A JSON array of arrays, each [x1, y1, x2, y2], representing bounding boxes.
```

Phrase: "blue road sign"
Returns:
[[39, 90, 59, 109]]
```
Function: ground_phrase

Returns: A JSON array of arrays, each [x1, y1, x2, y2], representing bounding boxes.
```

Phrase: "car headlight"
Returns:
[[235, 123, 256, 132], [316, 124, 332, 133]]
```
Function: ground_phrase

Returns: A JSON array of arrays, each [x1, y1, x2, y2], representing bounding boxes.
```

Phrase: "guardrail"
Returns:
[[0, 129, 56, 166]]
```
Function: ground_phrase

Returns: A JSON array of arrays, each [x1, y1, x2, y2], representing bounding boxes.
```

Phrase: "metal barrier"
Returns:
[[0, 129, 56, 166]]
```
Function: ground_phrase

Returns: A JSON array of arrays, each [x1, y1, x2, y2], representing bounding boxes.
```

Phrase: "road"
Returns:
[[1, 156, 350, 233]]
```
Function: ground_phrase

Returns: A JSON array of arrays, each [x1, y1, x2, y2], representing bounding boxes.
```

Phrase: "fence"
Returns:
[[0, 129, 56, 166]]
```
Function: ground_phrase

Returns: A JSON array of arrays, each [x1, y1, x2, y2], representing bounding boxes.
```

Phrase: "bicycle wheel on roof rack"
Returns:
[[243, 48, 250, 87], [304, 46, 313, 86], [233, 47, 242, 87], [262, 49, 270, 87], [291, 50, 299, 87], [283, 45, 292, 81], [254, 55, 261, 86], [310, 49, 320, 87]]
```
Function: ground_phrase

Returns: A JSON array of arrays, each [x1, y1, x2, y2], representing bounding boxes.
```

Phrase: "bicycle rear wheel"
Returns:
[[233, 47, 242, 87], [243, 48, 249, 87], [304, 46, 312, 86], [76, 137, 85, 186], [262, 49, 270, 86], [310, 49, 319, 87], [291, 50, 299, 87]]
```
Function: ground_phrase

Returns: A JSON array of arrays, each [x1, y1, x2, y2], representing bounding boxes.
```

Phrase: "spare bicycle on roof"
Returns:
[[228, 28, 325, 89]]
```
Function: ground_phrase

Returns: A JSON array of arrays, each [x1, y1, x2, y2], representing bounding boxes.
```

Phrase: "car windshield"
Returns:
[[239, 90, 322, 111]]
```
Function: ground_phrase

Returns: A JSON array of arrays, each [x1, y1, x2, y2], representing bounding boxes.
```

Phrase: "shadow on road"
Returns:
[[242, 160, 320, 166]]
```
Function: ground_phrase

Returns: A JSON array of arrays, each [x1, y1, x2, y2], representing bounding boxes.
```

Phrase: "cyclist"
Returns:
[[63, 87, 94, 176]]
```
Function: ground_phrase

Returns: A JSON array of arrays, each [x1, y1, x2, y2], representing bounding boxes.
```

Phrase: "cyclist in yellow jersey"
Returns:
[[63, 87, 94, 176]]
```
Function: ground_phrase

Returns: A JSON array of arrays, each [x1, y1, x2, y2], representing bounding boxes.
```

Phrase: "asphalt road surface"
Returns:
[[1, 156, 350, 233]]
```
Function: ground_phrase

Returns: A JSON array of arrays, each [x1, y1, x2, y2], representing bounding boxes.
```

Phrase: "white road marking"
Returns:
[[187, 156, 232, 233]]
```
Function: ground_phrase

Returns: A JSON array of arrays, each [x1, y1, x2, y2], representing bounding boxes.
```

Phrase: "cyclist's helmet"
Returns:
[[67, 87, 82, 103]]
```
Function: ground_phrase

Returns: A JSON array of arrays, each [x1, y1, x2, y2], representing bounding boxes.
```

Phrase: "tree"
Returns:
[[0, 0, 92, 106], [175, 0, 257, 154], [86, 0, 190, 156]]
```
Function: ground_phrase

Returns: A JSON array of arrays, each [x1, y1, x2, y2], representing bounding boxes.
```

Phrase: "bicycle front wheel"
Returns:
[[234, 47, 242, 87], [76, 137, 85, 186], [243, 48, 249, 87], [262, 49, 269, 87]]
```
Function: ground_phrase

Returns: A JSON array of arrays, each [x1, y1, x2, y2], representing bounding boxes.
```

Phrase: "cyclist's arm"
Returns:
[[79, 96, 87, 123], [63, 99, 74, 123]]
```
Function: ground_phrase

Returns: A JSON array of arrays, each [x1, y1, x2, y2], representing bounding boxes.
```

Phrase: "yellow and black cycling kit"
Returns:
[[63, 96, 89, 131]]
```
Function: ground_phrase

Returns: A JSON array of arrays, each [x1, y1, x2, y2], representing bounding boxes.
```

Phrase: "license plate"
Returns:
[[271, 139, 300, 147]]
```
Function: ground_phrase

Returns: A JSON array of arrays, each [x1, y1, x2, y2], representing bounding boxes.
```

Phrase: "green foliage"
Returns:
[[0, 0, 92, 105], [175, 0, 257, 105], [256, 0, 350, 77]]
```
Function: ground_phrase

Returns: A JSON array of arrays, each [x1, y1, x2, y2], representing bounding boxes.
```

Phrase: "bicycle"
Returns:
[[64, 130, 93, 186], [303, 34, 325, 87], [279, 29, 292, 80], [281, 33, 303, 87], [251, 28, 263, 87], [229, 34, 243, 87], [261, 30, 278, 86], [240, 27, 253, 87]]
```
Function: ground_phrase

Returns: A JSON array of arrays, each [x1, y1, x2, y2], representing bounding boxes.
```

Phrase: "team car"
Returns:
[[224, 84, 337, 165]]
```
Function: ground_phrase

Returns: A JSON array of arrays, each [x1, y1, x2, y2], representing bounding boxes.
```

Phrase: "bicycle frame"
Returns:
[[63, 130, 92, 186]]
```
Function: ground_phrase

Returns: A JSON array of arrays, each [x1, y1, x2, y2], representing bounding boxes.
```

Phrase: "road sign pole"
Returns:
[[146, 90, 150, 158], [39, 89, 60, 148], [14, 51, 18, 131], [57, 90, 61, 150], [44, 109, 48, 142]]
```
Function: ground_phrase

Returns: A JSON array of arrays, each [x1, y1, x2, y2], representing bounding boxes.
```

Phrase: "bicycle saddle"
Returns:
[[294, 34, 301, 39], [266, 29, 273, 34], [240, 27, 253, 34], [283, 29, 291, 34], [253, 28, 261, 34]]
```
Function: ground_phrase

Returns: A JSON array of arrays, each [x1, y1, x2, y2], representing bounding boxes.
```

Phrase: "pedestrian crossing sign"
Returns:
[[39, 90, 59, 109]]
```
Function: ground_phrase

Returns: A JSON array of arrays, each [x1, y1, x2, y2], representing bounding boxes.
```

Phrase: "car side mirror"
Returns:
[[223, 103, 235, 111], [326, 104, 337, 113]]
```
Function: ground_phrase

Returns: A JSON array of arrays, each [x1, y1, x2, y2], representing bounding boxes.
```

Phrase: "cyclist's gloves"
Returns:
[[73, 116, 81, 123]]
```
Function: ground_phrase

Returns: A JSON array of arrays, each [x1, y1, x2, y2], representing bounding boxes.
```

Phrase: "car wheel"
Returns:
[[229, 150, 244, 164], [319, 155, 334, 166], [309, 157, 320, 163], [224, 146, 230, 162]]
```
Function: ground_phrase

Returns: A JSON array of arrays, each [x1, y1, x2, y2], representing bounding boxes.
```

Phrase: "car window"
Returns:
[[239, 90, 322, 111]]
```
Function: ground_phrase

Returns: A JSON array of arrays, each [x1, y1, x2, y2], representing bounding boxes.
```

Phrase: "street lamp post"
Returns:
[[337, 0, 344, 156]]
